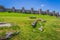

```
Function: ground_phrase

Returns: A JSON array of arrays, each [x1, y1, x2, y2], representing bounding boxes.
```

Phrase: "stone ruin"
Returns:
[[12, 7, 16, 12], [38, 9, 42, 14], [0, 5, 60, 17], [39, 26, 44, 32], [0, 22, 20, 40], [32, 18, 46, 32], [32, 20, 37, 28], [21, 7, 25, 13], [0, 31, 20, 40], [0, 22, 12, 28], [31, 8, 34, 13], [0, 5, 5, 12], [46, 10, 49, 15]]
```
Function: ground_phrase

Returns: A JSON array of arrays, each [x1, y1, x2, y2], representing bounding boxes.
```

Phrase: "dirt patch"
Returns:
[[56, 28, 60, 32]]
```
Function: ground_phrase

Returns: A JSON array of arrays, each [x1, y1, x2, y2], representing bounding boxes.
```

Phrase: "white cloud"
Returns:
[[40, 4, 45, 7]]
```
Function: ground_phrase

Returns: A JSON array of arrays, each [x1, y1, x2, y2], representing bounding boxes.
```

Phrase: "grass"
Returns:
[[0, 12, 60, 40]]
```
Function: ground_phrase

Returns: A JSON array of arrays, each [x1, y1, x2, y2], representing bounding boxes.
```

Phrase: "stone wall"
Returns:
[[0, 6, 60, 17], [38, 9, 42, 14], [45, 10, 49, 15]]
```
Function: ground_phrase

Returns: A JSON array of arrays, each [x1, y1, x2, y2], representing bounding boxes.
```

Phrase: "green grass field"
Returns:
[[0, 12, 60, 40]]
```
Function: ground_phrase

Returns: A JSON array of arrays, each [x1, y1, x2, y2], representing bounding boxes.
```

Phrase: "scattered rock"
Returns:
[[5, 32, 13, 39], [31, 18, 46, 29], [0, 31, 20, 40], [38, 26, 44, 32], [5, 31, 20, 39], [32, 21, 37, 28], [0, 22, 12, 27]]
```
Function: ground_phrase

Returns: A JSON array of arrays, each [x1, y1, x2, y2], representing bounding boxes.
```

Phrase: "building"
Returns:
[[0, 5, 5, 12], [0, 5, 59, 17]]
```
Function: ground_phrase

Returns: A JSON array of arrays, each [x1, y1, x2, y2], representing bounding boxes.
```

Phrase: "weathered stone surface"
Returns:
[[0, 5, 59, 17], [31, 8, 34, 13], [56, 12, 59, 17], [5, 31, 20, 39], [0, 5, 5, 12], [0, 5, 59, 16], [38, 9, 42, 14], [46, 10, 49, 15], [12, 7, 16, 12], [21, 7, 25, 13], [38, 26, 44, 32], [52, 11, 55, 16], [0, 31, 20, 40], [32, 21, 37, 28], [0, 22, 12, 27]]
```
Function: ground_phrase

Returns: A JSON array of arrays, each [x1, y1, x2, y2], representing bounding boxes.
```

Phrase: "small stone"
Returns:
[[38, 26, 44, 32]]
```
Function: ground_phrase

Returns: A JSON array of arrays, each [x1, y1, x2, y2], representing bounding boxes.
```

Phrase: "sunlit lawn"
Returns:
[[0, 12, 60, 40]]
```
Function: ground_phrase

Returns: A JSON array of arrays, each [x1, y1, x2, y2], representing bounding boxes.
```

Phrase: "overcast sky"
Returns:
[[0, 0, 60, 13]]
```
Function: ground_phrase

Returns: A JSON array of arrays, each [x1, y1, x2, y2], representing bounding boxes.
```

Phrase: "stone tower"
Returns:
[[21, 7, 25, 13], [56, 12, 59, 17], [52, 11, 55, 16], [12, 7, 15, 12], [38, 9, 42, 14], [31, 8, 34, 13], [46, 10, 49, 15], [0, 5, 5, 12]]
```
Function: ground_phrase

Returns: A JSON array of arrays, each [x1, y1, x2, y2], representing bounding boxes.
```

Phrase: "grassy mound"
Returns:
[[0, 12, 60, 40]]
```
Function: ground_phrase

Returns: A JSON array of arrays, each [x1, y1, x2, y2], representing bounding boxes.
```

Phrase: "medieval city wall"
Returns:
[[0, 6, 59, 17]]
